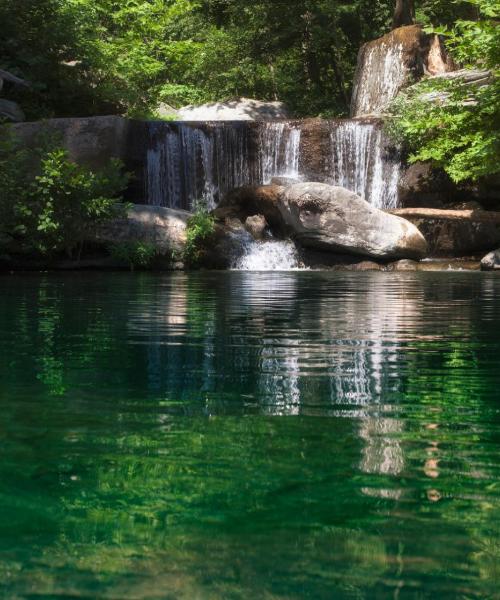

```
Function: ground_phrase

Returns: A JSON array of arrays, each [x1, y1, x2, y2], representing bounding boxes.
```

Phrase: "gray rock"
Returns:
[[97, 204, 189, 256], [178, 97, 290, 121], [0, 99, 25, 122], [481, 249, 500, 271], [279, 182, 428, 260], [245, 215, 268, 240]]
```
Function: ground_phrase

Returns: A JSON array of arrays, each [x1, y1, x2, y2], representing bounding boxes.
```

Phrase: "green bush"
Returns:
[[183, 202, 216, 267], [386, 0, 500, 184], [0, 130, 129, 259], [109, 241, 157, 271]]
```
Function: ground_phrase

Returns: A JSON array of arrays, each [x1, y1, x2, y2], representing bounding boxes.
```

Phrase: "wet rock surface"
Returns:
[[481, 250, 500, 271]]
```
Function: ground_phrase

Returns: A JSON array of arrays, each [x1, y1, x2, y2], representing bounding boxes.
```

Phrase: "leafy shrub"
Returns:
[[183, 201, 216, 267], [109, 241, 157, 271], [386, 0, 500, 184], [0, 130, 129, 259]]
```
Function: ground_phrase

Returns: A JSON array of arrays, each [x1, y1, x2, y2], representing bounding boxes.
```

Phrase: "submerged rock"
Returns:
[[481, 250, 500, 271], [279, 182, 428, 260]]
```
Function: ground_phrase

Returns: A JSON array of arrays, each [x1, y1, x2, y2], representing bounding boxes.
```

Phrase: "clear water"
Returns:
[[1, 272, 500, 599]]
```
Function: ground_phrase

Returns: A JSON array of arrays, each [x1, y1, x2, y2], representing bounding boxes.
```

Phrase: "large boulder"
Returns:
[[279, 183, 428, 260], [97, 204, 189, 256], [178, 97, 290, 121]]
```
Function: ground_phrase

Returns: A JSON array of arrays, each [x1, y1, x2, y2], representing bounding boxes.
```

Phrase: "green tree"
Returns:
[[387, 0, 500, 183]]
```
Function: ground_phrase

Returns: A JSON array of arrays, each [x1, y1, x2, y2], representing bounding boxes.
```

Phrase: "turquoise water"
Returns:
[[1, 271, 499, 599]]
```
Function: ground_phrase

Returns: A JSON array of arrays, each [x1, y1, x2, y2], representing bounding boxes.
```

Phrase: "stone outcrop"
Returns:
[[481, 249, 500, 271], [0, 98, 25, 122], [398, 163, 456, 208], [217, 185, 285, 233], [97, 204, 189, 256], [178, 98, 290, 121], [389, 208, 500, 257], [351, 25, 454, 117], [278, 183, 428, 259], [7, 116, 129, 170], [245, 215, 268, 240]]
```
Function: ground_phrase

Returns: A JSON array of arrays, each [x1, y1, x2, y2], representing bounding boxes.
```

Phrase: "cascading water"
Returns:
[[329, 121, 400, 210], [146, 122, 255, 210], [146, 121, 301, 210], [259, 123, 301, 184], [351, 41, 407, 117], [230, 231, 301, 271]]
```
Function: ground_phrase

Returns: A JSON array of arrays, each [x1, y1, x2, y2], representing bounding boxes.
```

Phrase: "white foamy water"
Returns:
[[232, 239, 301, 271]]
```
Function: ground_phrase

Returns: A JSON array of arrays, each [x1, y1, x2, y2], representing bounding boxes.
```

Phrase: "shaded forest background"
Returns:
[[0, 0, 480, 119]]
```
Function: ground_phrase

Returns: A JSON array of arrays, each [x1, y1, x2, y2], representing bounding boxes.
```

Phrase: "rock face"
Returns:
[[178, 98, 289, 121], [279, 183, 428, 259], [7, 116, 129, 170], [97, 205, 189, 256], [351, 25, 454, 117], [481, 250, 500, 271], [0, 98, 25, 122], [217, 185, 285, 233], [245, 215, 268, 240], [398, 162, 456, 208], [389, 209, 500, 257]]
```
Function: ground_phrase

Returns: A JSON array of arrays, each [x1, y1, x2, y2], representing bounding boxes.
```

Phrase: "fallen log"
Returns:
[[388, 208, 500, 225]]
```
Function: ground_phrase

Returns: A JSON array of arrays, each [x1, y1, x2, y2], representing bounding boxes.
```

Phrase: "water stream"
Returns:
[[145, 120, 401, 211]]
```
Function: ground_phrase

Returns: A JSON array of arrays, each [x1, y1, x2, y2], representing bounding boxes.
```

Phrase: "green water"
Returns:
[[1, 272, 500, 599]]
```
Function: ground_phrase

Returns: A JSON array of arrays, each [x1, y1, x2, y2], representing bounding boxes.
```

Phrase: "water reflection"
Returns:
[[1, 272, 500, 598]]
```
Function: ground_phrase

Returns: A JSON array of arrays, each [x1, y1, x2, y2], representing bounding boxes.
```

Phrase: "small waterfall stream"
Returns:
[[232, 238, 301, 271], [259, 123, 301, 184], [329, 121, 400, 210]]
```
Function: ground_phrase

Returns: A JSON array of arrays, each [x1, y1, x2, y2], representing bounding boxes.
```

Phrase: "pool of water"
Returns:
[[1, 271, 499, 599]]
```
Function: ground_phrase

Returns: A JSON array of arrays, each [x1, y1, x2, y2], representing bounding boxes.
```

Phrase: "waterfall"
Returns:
[[259, 123, 301, 184], [146, 122, 255, 210], [230, 234, 301, 271], [146, 121, 301, 210], [329, 121, 400, 210], [145, 119, 400, 211], [351, 41, 407, 117]]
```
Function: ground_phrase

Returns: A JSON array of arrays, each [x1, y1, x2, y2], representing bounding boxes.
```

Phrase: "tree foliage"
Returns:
[[0, 131, 128, 258], [387, 0, 500, 183]]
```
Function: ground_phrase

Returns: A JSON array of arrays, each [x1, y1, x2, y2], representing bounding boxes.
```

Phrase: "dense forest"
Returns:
[[0, 0, 492, 119]]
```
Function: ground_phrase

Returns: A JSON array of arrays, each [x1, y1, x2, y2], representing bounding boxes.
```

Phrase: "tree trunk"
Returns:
[[392, 0, 415, 29]]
